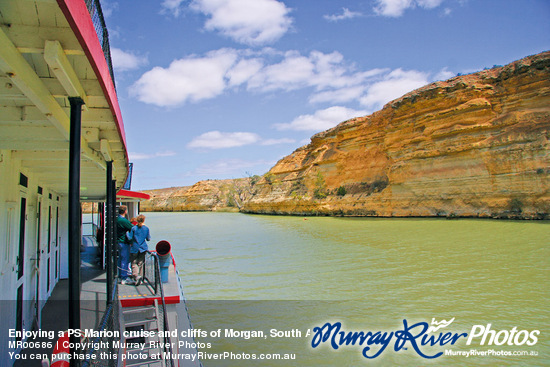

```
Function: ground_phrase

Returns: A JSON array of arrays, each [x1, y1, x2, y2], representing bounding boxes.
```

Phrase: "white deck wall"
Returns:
[[0, 150, 17, 366], [123, 201, 140, 220], [0, 149, 68, 364]]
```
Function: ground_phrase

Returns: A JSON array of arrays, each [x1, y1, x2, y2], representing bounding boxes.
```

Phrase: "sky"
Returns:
[[102, 0, 550, 190]]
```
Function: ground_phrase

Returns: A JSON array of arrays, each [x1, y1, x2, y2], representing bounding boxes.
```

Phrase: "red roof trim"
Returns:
[[117, 189, 151, 200], [56, 0, 128, 162]]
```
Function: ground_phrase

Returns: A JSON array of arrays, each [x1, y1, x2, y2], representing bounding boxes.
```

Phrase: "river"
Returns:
[[141, 212, 549, 366]]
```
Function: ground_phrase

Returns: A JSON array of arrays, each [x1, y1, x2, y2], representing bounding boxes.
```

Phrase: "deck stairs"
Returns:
[[121, 299, 166, 367]]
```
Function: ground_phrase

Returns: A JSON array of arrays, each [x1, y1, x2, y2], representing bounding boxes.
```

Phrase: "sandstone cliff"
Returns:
[[242, 51, 550, 219], [138, 52, 549, 219], [140, 177, 256, 212]]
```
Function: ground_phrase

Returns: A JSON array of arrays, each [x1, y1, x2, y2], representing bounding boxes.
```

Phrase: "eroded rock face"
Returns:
[[140, 178, 254, 212], [137, 52, 549, 218], [242, 51, 550, 219]]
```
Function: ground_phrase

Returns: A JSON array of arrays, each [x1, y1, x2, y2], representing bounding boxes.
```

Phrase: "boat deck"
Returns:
[[14, 236, 188, 366], [14, 235, 104, 366], [118, 258, 181, 308]]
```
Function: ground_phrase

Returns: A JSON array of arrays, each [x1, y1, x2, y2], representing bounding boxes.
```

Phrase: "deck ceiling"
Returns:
[[0, 0, 128, 200]]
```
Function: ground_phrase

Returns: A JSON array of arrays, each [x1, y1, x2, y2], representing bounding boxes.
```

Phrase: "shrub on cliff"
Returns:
[[313, 172, 328, 199], [336, 186, 347, 196], [509, 198, 523, 214], [313, 190, 328, 199]]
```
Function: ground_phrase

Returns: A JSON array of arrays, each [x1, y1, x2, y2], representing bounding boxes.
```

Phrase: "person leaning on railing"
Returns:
[[127, 214, 151, 286], [116, 205, 133, 284]]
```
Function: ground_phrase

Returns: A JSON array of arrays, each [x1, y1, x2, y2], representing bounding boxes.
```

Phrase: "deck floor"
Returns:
[[14, 236, 184, 366], [119, 261, 181, 307], [15, 237, 117, 366]]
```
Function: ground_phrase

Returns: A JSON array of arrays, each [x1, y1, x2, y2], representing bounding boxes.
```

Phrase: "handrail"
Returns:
[[81, 280, 120, 367], [146, 251, 175, 367], [82, 221, 99, 237], [144, 251, 159, 294], [84, 0, 116, 87]]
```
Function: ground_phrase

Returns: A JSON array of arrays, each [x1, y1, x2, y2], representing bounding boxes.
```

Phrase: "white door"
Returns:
[[34, 195, 44, 327], [44, 200, 53, 298], [15, 194, 27, 343], [1, 203, 16, 354], [54, 203, 60, 283]]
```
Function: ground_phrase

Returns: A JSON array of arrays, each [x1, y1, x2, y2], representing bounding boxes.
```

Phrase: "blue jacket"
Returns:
[[127, 225, 151, 253]]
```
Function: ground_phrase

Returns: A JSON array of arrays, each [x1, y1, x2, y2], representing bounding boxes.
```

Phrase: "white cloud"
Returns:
[[359, 69, 429, 109], [190, 0, 293, 46], [129, 151, 176, 160], [111, 48, 148, 72], [187, 131, 296, 149], [274, 106, 368, 131], [374, 0, 444, 17], [193, 158, 274, 176], [161, 0, 185, 17], [130, 49, 238, 106], [131, 47, 447, 111], [100, 0, 118, 18], [308, 51, 348, 89], [309, 86, 366, 104], [324, 8, 362, 22], [187, 131, 261, 149], [132, 49, 371, 107], [227, 58, 264, 87], [260, 138, 296, 146], [417, 0, 444, 8], [247, 51, 314, 90], [374, 0, 413, 17], [434, 67, 455, 81], [247, 50, 371, 92]]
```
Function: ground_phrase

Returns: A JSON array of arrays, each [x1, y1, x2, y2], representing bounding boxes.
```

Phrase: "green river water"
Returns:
[[141, 212, 548, 366]]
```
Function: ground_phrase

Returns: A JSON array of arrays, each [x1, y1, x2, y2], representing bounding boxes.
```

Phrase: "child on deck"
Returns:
[[127, 214, 150, 286]]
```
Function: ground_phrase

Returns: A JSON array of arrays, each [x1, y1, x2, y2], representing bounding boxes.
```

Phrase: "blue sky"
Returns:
[[103, 0, 550, 190]]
